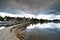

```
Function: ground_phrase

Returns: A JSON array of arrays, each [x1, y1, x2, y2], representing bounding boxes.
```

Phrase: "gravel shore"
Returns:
[[0, 22, 30, 40], [0, 24, 21, 40], [10, 22, 31, 40]]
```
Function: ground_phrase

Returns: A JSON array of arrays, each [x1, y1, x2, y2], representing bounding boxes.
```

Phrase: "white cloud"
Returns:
[[0, 12, 35, 18], [55, 15, 60, 19], [36, 14, 55, 20], [0, 12, 20, 17], [0, 11, 60, 20]]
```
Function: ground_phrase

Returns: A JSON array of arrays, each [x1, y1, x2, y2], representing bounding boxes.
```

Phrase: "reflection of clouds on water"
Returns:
[[27, 23, 60, 29], [26, 23, 60, 34], [24, 23, 60, 40]]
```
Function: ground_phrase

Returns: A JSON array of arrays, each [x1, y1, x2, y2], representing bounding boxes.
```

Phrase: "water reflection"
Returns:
[[23, 23, 60, 40]]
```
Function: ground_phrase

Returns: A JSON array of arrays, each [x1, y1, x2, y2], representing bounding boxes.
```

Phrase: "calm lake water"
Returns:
[[23, 22, 60, 40]]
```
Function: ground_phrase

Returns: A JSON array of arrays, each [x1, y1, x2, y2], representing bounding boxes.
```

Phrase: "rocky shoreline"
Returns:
[[0, 22, 31, 40], [10, 22, 31, 40]]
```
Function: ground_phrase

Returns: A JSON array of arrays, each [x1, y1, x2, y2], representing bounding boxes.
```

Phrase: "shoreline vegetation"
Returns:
[[0, 16, 60, 22], [0, 16, 60, 27]]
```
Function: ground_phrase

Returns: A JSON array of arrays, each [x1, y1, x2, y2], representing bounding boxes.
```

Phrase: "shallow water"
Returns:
[[0, 26, 5, 30], [23, 22, 60, 40]]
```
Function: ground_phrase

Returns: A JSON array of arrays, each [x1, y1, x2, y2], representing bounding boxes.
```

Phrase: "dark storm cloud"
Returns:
[[49, 0, 60, 9], [0, 0, 60, 15], [33, 9, 60, 15]]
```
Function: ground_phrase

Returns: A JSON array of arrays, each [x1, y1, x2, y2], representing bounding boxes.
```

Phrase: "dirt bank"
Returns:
[[0, 22, 30, 40], [0, 25, 20, 40], [10, 22, 31, 40]]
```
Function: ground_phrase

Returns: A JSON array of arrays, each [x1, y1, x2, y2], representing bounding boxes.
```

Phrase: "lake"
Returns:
[[23, 22, 60, 40]]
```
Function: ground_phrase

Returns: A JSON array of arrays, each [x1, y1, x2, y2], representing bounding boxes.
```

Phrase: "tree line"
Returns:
[[0, 16, 60, 23]]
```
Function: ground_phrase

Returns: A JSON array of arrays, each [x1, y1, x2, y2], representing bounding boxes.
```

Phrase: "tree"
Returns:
[[0, 16, 4, 21]]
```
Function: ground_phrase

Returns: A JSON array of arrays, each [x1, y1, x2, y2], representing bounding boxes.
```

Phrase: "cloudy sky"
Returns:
[[0, 0, 60, 19]]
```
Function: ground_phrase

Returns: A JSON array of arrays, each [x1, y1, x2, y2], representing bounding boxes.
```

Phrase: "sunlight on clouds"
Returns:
[[0, 12, 25, 17], [21, 13, 35, 18], [55, 15, 60, 19], [0, 12, 35, 18], [36, 14, 55, 20], [0, 11, 60, 20], [15, 10, 35, 18]]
